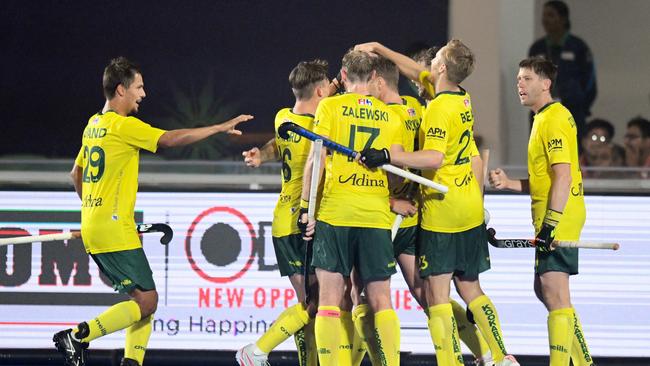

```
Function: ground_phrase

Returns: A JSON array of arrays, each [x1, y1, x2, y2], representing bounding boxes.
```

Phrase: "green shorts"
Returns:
[[91, 248, 155, 294], [312, 221, 397, 282], [418, 224, 491, 278], [393, 225, 418, 257], [273, 234, 308, 277], [535, 247, 579, 275]]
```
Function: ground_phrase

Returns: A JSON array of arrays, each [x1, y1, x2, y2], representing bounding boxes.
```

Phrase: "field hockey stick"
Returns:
[[304, 139, 323, 305], [0, 223, 173, 247], [278, 122, 448, 193], [391, 181, 419, 241], [486, 228, 620, 250]]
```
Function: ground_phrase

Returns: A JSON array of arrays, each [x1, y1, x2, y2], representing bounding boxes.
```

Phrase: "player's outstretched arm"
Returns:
[[242, 138, 278, 168], [158, 114, 253, 148], [488, 168, 529, 193], [354, 42, 426, 83]]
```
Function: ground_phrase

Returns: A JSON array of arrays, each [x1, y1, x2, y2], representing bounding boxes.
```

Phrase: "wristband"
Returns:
[[300, 198, 309, 209], [543, 208, 563, 226]]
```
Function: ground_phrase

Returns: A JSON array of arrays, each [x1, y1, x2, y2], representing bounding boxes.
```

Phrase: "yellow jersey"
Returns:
[[388, 96, 423, 228], [528, 102, 585, 240], [313, 93, 402, 229], [272, 108, 314, 237], [419, 89, 483, 233], [74, 111, 166, 254]]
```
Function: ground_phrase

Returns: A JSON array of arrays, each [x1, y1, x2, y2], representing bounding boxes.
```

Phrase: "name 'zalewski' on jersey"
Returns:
[[75, 111, 165, 254], [313, 93, 402, 229]]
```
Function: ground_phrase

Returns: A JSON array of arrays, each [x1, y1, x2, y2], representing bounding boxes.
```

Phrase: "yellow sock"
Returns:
[[124, 315, 153, 365], [428, 303, 464, 366], [451, 299, 491, 360], [338, 311, 353, 366], [467, 295, 508, 361], [352, 304, 384, 366], [374, 309, 401, 366], [78, 300, 141, 343], [548, 308, 574, 366], [295, 327, 307, 366], [571, 309, 594, 366], [303, 319, 318, 366], [257, 303, 310, 354], [315, 306, 341, 366]]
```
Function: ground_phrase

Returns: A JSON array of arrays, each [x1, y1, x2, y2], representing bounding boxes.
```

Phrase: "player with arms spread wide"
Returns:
[[53, 57, 252, 366], [489, 56, 594, 366]]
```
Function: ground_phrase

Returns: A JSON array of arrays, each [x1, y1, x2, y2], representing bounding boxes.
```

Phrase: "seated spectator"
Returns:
[[624, 117, 650, 177], [579, 118, 625, 177]]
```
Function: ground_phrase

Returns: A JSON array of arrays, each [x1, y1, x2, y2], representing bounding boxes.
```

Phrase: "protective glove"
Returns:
[[360, 148, 390, 169], [535, 209, 562, 252]]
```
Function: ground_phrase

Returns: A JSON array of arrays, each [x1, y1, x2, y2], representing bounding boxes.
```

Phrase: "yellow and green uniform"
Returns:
[[75, 111, 165, 254], [528, 102, 586, 240], [313, 93, 401, 229], [419, 88, 483, 233], [271, 108, 314, 277]]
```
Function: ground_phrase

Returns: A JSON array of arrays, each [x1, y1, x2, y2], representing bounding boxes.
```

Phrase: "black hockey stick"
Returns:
[[486, 227, 619, 250]]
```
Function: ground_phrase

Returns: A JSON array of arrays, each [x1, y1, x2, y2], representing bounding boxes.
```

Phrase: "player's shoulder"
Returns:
[[538, 102, 574, 128], [401, 95, 422, 109]]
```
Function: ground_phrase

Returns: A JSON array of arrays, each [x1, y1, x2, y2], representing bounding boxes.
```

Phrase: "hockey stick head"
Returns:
[[137, 223, 173, 245], [278, 121, 299, 140], [486, 227, 498, 246]]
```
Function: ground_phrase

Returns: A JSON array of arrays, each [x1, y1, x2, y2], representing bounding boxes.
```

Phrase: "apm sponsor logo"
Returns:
[[547, 138, 563, 151], [426, 127, 446, 139]]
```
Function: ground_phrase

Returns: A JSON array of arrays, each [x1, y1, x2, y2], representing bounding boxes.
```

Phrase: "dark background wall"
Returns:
[[1, 0, 448, 159]]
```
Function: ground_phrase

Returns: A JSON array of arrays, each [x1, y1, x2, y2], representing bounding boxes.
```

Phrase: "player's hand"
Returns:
[[242, 147, 262, 167], [297, 208, 316, 241], [534, 209, 562, 252], [360, 148, 390, 169], [489, 168, 510, 190], [354, 42, 384, 55], [390, 198, 417, 216], [217, 114, 254, 135]]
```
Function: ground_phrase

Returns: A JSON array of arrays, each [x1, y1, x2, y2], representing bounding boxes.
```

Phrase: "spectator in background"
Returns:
[[624, 117, 650, 169], [529, 0, 597, 140], [579, 118, 625, 177]]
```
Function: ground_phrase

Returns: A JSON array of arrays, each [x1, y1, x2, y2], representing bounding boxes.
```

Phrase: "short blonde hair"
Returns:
[[441, 39, 475, 84], [341, 50, 374, 84]]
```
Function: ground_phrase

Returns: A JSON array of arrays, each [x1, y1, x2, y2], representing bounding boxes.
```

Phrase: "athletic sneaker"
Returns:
[[494, 355, 521, 366], [53, 329, 89, 366], [120, 358, 140, 366], [235, 343, 270, 366]]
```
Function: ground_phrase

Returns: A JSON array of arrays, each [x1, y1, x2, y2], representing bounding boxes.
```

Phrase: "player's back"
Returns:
[[314, 93, 401, 229], [76, 111, 164, 253], [419, 89, 483, 233], [272, 108, 314, 237]]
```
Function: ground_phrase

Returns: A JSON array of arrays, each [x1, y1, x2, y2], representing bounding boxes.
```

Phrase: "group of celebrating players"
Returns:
[[237, 40, 594, 366], [51, 37, 593, 366]]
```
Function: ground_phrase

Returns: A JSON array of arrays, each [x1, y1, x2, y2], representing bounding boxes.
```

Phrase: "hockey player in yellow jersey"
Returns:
[[360, 40, 519, 366], [53, 57, 252, 366], [299, 50, 403, 366], [489, 56, 593, 366], [237, 60, 331, 366]]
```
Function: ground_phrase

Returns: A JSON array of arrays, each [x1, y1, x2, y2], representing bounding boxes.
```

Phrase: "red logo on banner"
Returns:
[[185, 207, 256, 283]]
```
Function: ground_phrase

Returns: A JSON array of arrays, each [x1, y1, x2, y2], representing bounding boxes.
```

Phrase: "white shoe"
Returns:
[[474, 351, 494, 366], [494, 355, 520, 366], [235, 343, 270, 366]]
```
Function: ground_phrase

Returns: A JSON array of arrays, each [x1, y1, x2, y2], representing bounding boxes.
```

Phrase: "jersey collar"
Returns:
[[536, 101, 558, 115], [434, 86, 467, 99], [289, 109, 314, 118]]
